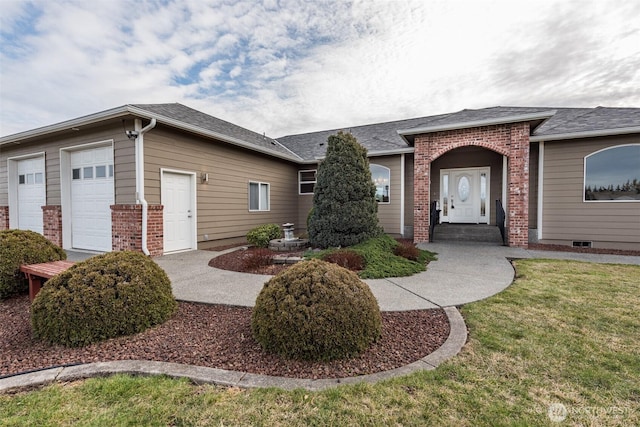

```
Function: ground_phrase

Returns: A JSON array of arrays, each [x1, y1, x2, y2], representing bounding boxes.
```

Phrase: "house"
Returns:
[[1, 103, 638, 255]]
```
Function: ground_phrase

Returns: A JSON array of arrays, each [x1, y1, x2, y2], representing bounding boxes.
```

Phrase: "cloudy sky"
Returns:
[[1, 0, 639, 138]]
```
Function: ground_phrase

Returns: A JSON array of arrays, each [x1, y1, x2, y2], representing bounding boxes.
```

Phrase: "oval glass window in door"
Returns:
[[458, 176, 470, 202]]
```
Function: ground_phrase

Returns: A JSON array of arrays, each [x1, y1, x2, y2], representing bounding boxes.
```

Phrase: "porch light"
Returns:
[[200, 172, 209, 184]]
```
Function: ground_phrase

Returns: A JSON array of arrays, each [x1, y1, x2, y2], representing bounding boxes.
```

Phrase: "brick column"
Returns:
[[506, 124, 530, 247], [111, 204, 164, 256], [414, 135, 431, 242], [0, 206, 8, 230], [42, 205, 63, 247], [146, 205, 164, 257]]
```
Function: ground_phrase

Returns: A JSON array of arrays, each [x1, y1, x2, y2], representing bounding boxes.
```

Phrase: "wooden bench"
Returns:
[[20, 260, 76, 302]]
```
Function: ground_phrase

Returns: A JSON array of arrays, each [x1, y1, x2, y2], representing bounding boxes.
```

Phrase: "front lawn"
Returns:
[[1, 259, 638, 426]]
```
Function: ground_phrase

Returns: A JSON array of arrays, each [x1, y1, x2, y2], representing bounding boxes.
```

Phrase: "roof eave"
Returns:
[[397, 110, 558, 136], [311, 147, 415, 162], [0, 105, 133, 145], [125, 106, 301, 162], [1, 105, 301, 163], [530, 126, 640, 142]]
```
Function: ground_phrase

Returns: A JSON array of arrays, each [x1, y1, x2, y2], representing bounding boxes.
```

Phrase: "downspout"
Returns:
[[134, 118, 157, 256], [400, 153, 405, 237]]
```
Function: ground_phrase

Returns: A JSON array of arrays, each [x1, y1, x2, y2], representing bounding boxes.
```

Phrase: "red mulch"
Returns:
[[0, 296, 449, 380], [209, 247, 304, 275]]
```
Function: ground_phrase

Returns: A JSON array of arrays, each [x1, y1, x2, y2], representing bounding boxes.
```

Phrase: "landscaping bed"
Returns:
[[1, 296, 449, 380]]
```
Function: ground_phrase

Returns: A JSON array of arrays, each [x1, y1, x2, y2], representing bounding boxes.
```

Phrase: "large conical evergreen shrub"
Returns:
[[308, 131, 381, 248]]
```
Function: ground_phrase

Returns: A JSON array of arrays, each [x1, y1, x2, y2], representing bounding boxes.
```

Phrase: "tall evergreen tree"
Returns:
[[308, 131, 381, 248]]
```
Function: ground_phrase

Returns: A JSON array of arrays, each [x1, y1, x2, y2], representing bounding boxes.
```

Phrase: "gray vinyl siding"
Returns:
[[540, 135, 640, 250], [430, 146, 504, 225], [296, 155, 408, 237], [370, 156, 402, 235], [143, 126, 299, 247], [0, 121, 135, 206], [528, 143, 539, 229], [297, 167, 315, 234], [404, 154, 415, 233]]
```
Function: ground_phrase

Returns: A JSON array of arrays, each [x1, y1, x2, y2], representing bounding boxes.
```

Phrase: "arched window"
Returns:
[[370, 164, 390, 203], [584, 144, 640, 202]]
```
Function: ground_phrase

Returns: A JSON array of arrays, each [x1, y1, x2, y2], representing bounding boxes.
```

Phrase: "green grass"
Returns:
[[306, 234, 437, 279], [2, 259, 638, 426]]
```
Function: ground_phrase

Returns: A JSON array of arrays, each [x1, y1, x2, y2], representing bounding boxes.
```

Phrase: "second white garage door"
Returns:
[[70, 146, 114, 251], [16, 156, 46, 234]]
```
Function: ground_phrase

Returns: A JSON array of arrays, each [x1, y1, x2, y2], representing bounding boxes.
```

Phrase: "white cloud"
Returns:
[[0, 0, 638, 138]]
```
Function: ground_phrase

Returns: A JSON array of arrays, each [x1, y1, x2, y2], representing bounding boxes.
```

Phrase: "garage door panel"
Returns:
[[70, 146, 114, 252], [16, 156, 45, 234]]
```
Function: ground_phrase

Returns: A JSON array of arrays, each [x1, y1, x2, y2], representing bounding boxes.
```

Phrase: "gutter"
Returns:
[[311, 147, 415, 162], [134, 118, 157, 256], [529, 126, 640, 142]]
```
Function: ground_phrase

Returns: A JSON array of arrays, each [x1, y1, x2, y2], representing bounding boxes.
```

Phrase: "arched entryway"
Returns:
[[411, 122, 531, 247]]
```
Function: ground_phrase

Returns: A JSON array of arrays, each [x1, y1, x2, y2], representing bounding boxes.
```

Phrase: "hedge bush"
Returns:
[[393, 240, 420, 261], [252, 258, 381, 361], [306, 234, 437, 279], [246, 223, 282, 248], [243, 248, 274, 270], [321, 249, 365, 272], [31, 251, 177, 347], [0, 229, 67, 300]]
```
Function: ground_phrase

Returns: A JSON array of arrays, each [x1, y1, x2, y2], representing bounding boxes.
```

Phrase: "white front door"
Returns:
[[440, 167, 490, 224], [16, 156, 46, 234], [70, 146, 114, 251], [162, 171, 195, 253]]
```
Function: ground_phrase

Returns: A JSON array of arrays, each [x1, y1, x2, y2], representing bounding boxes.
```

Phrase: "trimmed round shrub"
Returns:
[[252, 258, 382, 361], [0, 229, 66, 300], [31, 251, 177, 347], [246, 223, 282, 248]]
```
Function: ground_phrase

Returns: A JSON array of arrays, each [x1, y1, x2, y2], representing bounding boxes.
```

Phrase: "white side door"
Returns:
[[16, 156, 45, 234], [162, 171, 195, 253], [70, 147, 114, 251]]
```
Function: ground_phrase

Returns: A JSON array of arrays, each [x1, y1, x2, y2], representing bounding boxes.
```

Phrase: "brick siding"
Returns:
[[42, 205, 63, 247], [111, 204, 164, 256], [0, 206, 8, 230], [413, 123, 530, 247]]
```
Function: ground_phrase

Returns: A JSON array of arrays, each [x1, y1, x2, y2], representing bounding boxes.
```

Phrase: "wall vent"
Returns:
[[572, 241, 592, 248]]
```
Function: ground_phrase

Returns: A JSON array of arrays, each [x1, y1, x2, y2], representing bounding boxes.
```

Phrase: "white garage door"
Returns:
[[16, 156, 45, 234], [70, 147, 114, 251]]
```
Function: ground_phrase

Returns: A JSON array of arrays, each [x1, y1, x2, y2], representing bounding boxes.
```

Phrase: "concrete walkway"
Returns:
[[2, 243, 638, 393], [156, 242, 639, 311]]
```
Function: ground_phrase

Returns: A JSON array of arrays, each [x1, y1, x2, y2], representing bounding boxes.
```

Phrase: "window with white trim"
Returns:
[[299, 170, 317, 194], [71, 163, 113, 181], [370, 164, 390, 203], [584, 144, 640, 202], [249, 181, 270, 211]]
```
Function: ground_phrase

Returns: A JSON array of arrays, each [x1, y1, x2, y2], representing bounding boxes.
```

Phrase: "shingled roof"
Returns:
[[277, 106, 640, 161], [2, 104, 637, 162], [130, 103, 301, 160]]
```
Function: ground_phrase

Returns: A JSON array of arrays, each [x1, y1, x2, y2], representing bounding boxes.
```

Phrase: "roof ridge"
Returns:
[[535, 108, 594, 134]]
